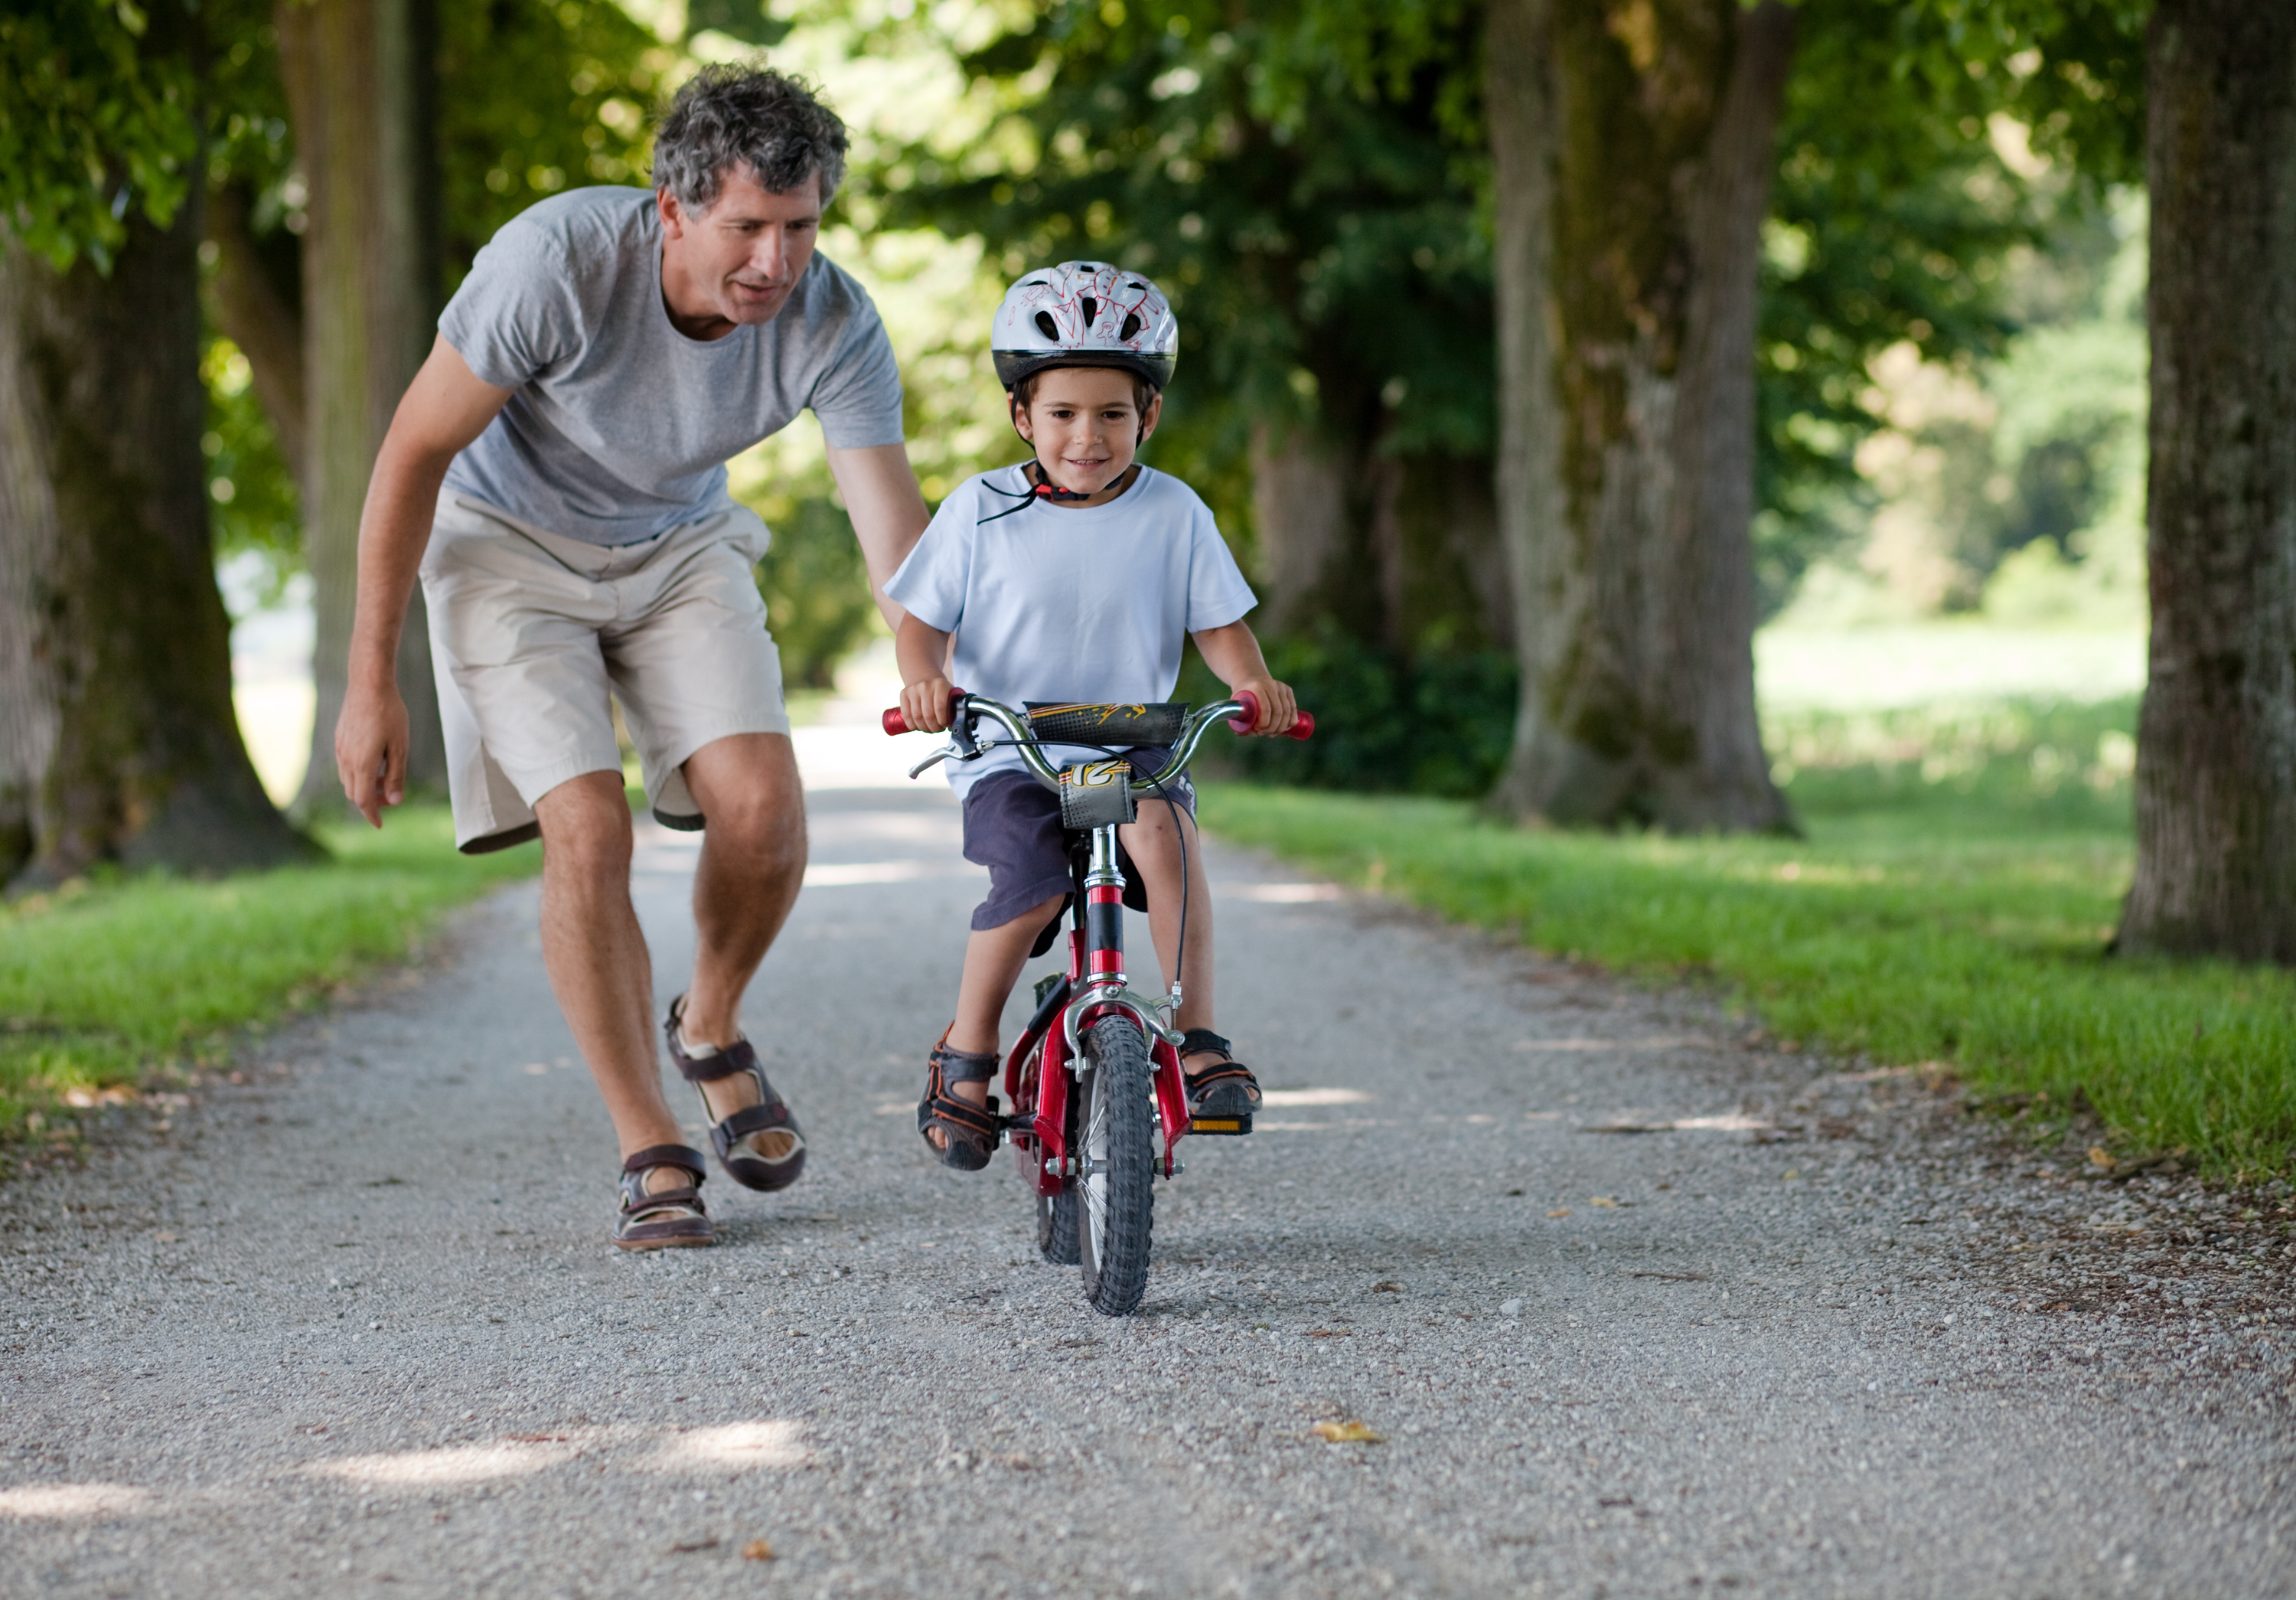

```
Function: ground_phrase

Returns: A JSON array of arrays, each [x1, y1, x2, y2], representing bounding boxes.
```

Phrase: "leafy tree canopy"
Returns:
[[0, 0, 272, 270], [861, 0, 1495, 549]]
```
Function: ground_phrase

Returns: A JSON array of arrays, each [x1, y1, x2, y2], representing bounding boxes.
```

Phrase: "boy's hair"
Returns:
[[1010, 366, 1157, 418], [653, 64, 848, 211]]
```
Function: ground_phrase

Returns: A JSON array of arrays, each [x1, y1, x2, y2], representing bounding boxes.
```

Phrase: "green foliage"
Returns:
[[755, 496, 879, 687], [1179, 626, 1515, 798], [0, 2, 201, 269], [1895, 0, 2150, 185], [438, 0, 672, 292], [870, 0, 1494, 544], [1202, 694, 2296, 1180], [1750, 1, 2148, 617], [0, 805, 538, 1155], [200, 335, 302, 600], [685, 0, 792, 48]]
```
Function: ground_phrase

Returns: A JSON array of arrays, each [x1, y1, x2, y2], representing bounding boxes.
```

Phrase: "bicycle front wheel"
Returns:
[[1075, 1014, 1156, 1316]]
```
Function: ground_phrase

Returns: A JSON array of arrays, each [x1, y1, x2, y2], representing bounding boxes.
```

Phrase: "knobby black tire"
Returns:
[[1076, 1015, 1156, 1316], [1037, 1185, 1081, 1265]]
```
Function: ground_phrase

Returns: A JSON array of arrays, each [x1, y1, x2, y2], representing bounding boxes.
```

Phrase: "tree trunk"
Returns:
[[0, 206, 313, 886], [2117, 0, 2296, 962], [279, 0, 445, 818], [1247, 422, 1351, 637], [1484, 0, 1796, 832]]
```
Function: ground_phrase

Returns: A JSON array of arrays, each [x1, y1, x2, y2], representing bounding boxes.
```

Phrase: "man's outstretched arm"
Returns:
[[335, 335, 513, 827], [825, 442, 931, 629]]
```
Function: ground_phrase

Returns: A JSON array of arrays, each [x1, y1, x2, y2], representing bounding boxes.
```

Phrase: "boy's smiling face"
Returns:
[[1013, 367, 1163, 504]]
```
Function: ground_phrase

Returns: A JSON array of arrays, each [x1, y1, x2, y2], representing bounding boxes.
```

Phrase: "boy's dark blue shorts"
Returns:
[[960, 748, 1196, 936]]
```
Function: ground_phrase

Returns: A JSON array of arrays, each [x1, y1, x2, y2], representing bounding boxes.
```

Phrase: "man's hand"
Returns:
[[1231, 675, 1300, 736], [900, 674, 957, 735], [336, 677, 412, 828]]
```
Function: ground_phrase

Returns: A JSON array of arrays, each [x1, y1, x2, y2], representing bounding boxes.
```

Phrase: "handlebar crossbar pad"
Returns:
[[1023, 701, 1189, 746]]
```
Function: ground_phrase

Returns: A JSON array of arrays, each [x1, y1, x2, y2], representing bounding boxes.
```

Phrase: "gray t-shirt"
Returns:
[[439, 186, 905, 547]]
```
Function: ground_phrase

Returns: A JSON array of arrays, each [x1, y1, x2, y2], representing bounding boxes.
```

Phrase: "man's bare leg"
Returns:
[[666, 733, 807, 1151], [533, 772, 684, 1187]]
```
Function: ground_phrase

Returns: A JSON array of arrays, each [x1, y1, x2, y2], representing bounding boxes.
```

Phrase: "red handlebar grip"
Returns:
[[1229, 691, 1314, 740], [882, 687, 965, 737]]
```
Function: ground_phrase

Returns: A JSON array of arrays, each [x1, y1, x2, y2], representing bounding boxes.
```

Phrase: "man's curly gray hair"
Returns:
[[652, 64, 849, 211]]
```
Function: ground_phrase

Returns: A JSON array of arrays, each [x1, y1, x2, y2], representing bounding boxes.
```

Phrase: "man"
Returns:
[[333, 65, 929, 1249]]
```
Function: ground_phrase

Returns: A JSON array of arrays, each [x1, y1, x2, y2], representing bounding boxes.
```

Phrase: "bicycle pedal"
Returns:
[[1186, 1114, 1252, 1137]]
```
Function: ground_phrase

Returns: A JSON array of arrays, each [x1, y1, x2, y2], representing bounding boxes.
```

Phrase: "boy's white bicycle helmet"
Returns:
[[991, 261, 1178, 391]]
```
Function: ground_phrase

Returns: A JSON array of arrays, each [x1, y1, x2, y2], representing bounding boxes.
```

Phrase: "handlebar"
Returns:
[[881, 690, 1312, 791]]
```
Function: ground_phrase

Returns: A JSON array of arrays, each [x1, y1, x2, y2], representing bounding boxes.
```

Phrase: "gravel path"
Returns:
[[5, 772, 2293, 1599]]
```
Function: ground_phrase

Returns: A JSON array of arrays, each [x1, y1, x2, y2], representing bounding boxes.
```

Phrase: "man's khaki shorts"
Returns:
[[419, 491, 790, 854]]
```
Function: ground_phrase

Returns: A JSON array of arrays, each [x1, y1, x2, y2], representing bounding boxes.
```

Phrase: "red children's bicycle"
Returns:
[[882, 691, 1313, 1315]]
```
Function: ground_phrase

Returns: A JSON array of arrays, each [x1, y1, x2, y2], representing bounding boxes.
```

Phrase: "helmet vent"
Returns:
[[1127, 280, 1149, 290], [1119, 312, 1142, 341], [1080, 296, 1100, 326], [1034, 311, 1059, 341]]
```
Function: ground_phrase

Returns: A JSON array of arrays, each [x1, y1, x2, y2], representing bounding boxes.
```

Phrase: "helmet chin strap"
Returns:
[[1022, 460, 1107, 502], [977, 460, 1138, 524]]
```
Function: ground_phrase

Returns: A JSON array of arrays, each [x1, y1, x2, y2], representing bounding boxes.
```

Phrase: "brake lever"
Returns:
[[908, 733, 1009, 780]]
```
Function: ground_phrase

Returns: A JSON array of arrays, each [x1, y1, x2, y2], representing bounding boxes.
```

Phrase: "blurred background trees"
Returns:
[[9, 0, 2294, 963]]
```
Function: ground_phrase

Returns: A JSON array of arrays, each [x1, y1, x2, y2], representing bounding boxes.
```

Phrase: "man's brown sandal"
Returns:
[[615, 1144, 713, 1250], [918, 1027, 1001, 1172], [1180, 1027, 1260, 1135], [665, 995, 807, 1193]]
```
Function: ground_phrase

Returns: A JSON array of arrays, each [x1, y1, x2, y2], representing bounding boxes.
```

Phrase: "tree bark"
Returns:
[[2117, 0, 2296, 962], [278, 0, 445, 817], [1248, 422, 1351, 637], [1485, 0, 1796, 832], [0, 205, 313, 886]]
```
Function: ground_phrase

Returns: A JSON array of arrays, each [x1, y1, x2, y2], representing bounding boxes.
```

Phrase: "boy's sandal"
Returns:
[[615, 1144, 713, 1250], [664, 995, 807, 1193], [1179, 1027, 1263, 1118], [918, 1029, 1002, 1173]]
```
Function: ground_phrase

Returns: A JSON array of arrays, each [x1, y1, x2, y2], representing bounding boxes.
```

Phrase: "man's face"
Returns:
[[657, 166, 823, 335], [1013, 367, 1161, 498]]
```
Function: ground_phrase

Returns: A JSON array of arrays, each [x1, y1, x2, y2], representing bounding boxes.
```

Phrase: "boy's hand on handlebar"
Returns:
[[900, 674, 957, 734], [1234, 676, 1298, 735]]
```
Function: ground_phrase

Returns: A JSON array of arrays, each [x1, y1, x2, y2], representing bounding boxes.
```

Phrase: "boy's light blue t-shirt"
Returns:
[[438, 186, 906, 547], [883, 464, 1258, 798]]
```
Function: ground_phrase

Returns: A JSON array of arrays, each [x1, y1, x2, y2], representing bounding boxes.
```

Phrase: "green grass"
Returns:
[[1201, 694, 2296, 1182], [1, 806, 539, 1159]]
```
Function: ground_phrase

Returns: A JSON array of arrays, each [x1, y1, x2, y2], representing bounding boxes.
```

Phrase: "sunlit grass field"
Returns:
[[1204, 693, 2296, 1182], [1, 808, 538, 1161]]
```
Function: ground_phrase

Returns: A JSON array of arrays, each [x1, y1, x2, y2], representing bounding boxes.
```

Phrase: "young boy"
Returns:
[[884, 261, 1298, 1171]]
